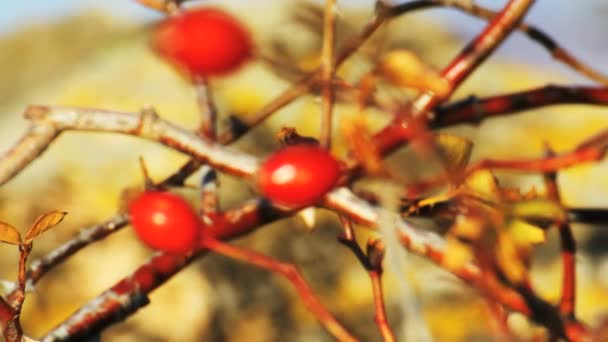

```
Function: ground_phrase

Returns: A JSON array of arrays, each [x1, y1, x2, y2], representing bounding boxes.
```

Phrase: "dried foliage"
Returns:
[[0, 0, 607, 341]]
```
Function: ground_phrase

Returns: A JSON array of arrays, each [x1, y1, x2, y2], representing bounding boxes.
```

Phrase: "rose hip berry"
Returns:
[[258, 144, 342, 208], [128, 191, 201, 253], [153, 7, 253, 78]]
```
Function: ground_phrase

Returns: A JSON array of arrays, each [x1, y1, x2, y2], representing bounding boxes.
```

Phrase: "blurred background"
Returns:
[[0, 1, 607, 341]]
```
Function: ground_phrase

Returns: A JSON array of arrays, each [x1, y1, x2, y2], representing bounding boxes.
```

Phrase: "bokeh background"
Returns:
[[0, 1, 607, 341]]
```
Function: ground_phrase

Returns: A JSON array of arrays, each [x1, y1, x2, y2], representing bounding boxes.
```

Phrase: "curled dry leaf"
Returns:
[[508, 198, 566, 226], [375, 49, 450, 97], [24, 210, 68, 244], [495, 230, 527, 285], [507, 219, 546, 257], [435, 133, 473, 174], [0, 221, 21, 245], [464, 170, 502, 203], [343, 117, 384, 175]]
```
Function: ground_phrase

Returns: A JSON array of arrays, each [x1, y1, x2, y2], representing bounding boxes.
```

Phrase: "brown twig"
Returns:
[[319, 0, 337, 149], [373, 0, 535, 156], [337, 218, 395, 342], [432, 85, 608, 128], [394, 226, 589, 340], [542, 147, 577, 319], [201, 237, 358, 342], [37, 192, 448, 341], [14, 215, 128, 297], [217, 10, 388, 144], [194, 77, 220, 214], [404, 128, 608, 196], [386, 0, 608, 85], [0, 1, 603, 340]]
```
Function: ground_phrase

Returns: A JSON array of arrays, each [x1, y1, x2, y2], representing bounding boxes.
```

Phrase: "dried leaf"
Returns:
[[464, 170, 502, 203], [443, 237, 473, 271], [24, 210, 67, 243], [496, 230, 527, 285], [435, 133, 473, 173], [376, 50, 450, 96], [452, 214, 485, 241], [0, 222, 21, 245], [507, 219, 546, 255], [342, 117, 384, 175], [508, 199, 566, 225]]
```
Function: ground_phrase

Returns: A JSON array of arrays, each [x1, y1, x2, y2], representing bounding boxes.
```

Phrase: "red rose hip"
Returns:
[[153, 7, 253, 78], [258, 145, 342, 208], [128, 191, 201, 253]]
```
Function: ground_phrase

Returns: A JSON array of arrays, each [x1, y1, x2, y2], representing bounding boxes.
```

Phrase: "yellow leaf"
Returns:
[[412, 191, 455, 210], [508, 219, 546, 247], [435, 133, 473, 173], [342, 117, 384, 175], [496, 231, 526, 285], [376, 50, 450, 96], [443, 237, 473, 271], [0, 222, 21, 245], [464, 170, 501, 203], [452, 214, 484, 240], [24, 210, 67, 244], [508, 199, 566, 224]]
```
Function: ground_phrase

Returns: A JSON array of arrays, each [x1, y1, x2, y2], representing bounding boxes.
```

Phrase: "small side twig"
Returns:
[[543, 146, 577, 319], [337, 217, 395, 342], [319, 0, 337, 149], [200, 237, 358, 342], [404, 128, 608, 196], [386, 0, 608, 85], [217, 9, 389, 144], [432, 85, 608, 128], [372, 0, 535, 156], [194, 77, 220, 214]]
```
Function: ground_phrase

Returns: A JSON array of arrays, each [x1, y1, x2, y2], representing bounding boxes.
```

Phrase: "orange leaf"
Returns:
[[342, 117, 384, 175], [24, 210, 67, 244], [0, 222, 21, 245], [435, 133, 473, 173]]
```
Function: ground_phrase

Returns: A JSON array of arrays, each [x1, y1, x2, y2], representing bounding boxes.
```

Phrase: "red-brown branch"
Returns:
[[395, 227, 589, 340], [386, 1, 608, 85], [432, 85, 608, 128], [337, 218, 395, 342], [373, 0, 535, 156], [369, 270, 395, 342], [543, 149, 577, 318], [217, 11, 388, 144], [201, 237, 357, 342], [405, 131, 608, 196]]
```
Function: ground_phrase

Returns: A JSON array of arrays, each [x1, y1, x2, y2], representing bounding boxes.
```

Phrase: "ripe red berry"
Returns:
[[128, 191, 201, 253], [258, 145, 342, 208], [153, 7, 253, 78]]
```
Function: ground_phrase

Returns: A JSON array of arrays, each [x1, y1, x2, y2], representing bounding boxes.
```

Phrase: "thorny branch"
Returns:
[[542, 148, 577, 319], [372, 0, 536, 156], [201, 237, 357, 342], [0, 0, 606, 341], [338, 218, 395, 342], [386, 0, 608, 85]]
